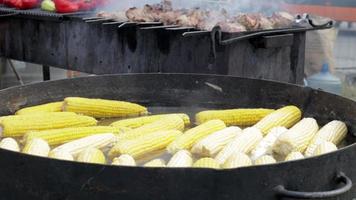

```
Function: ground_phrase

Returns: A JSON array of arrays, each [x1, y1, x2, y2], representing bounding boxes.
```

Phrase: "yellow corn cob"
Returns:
[[15, 101, 64, 115], [22, 138, 50, 157], [313, 141, 338, 156], [250, 127, 288, 160], [77, 148, 106, 164], [112, 154, 136, 166], [222, 152, 252, 169], [63, 97, 147, 118], [111, 113, 190, 128], [304, 120, 347, 157], [52, 133, 117, 156], [195, 108, 275, 126], [193, 158, 221, 169], [24, 126, 125, 146], [254, 155, 276, 165], [0, 112, 97, 137], [0, 138, 20, 152], [191, 126, 242, 156], [284, 151, 304, 161], [215, 127, 263, 164], [253, 105, 302, 135], [144, 159, 166, 167], [167, 120, 226, 154], [118, 115, 184, 140], [167, 150, 193, 167], [273, 118, 319, 156], [49, 150, 74, 161], [109, 130, 182, 159]]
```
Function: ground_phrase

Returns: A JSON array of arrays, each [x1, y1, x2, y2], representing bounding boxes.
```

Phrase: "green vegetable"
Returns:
[[41, 0, 56, 12]]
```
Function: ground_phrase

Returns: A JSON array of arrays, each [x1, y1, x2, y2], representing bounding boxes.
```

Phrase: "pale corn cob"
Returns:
[[253, 105, 302, 135], [195, 108, 275, 126], [63, 97, 147, 118], [191, 126, 242, 156], [167, 150, 193, 167], [112, 154, 136, 166], [52, 133, 117, 156], [109, 130, 182, 159], [304, 120, 347, 157], [215, 127, 263, 164], [49, 150, 74, 161], [24, 126, 125, 146], [118, 115, 184, 140], [22, 138, 50, 157], [0, 112, 97, 137], [144, 159, 166, 167], [254, 155, 276, 165], [111, 113, 191, 128], [193, 158, 221, 169], [136, 150, 166, 165], [222, 152, 252, 169], [0, 138, 20, 152], [313, 141, 338, 156], [250, 127, 288, 160], [284, 152, 304, 161], [273, 118, 319, 156], [77, 148, 106, 164], [167, 120, 226, 154], [16, 101, 63, 115]]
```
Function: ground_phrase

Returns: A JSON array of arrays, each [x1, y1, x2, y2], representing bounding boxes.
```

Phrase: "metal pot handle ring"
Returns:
[[274, 172, 352, 199]]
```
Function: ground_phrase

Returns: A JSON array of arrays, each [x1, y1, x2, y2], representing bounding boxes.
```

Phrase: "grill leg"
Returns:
[[42, 65, 50, 81]]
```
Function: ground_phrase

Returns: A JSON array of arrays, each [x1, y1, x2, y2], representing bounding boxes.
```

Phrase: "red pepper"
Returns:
[[53, 0, 79, 13], [4, 0, 37, 9], [77, 0, 96, 11]]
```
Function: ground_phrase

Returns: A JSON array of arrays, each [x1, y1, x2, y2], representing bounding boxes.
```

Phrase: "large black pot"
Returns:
[[0, 74, 355, 200]]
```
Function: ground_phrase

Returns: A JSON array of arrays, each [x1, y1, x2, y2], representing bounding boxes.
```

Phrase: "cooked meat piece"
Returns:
[[258, 15, 274, 30], [235, 13, 273, 31], [126, 7, 151, 22], [270, 11, 295, 28], [159, 10, 182, 25], [176, 9, 206, 27], [97, 11, 127, 21], [217, 22, 247, 33]]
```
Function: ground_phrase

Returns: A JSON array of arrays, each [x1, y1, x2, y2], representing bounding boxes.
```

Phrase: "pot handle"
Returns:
[[274, 172, 352, 199]]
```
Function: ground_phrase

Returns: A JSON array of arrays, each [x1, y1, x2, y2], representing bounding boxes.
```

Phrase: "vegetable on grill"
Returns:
[[254, 155, 276, 165], [49, 150, 74, 161], [0, 112, 97, 137], [273, 118, 318, 156], [109, 130, 182, 159], [222, 152, 252, 169], [112, 154, 136, 166], [111, 113, 190, 128], [118, 115, 184, 140], [215, 127, 263, 164], [304, 120, 347, 157], [313, 141, 338, 156], [191, 126, 242, 156], [284, 151, 304, 161], [52, 133, 117, 156], [24, 126, 125, 146], [0, 138, 20, 152], [193, 158, 221, 169], [16, 101, 63, 115], [253, 105, 302, 135], [167, 150, 193, 167], [195, 108, 275, 126], [144, 159, 166, 167], [63, 97, 148, 118], [22, 138, 50, 157], [167, 119, 226, 154], [77, 148, 106, 164], [250, 127, 288, 160]]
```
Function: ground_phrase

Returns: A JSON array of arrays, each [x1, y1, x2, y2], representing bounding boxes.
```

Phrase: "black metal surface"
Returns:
[[0, 74, 355, 200], [274, 172, 352, 199], [42, 65, 50, 81]]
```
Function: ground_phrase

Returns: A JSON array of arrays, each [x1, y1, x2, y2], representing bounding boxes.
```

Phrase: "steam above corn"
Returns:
[[0, 99, 348, 169]]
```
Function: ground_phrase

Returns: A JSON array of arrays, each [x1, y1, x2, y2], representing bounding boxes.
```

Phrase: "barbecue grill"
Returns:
[[0, 7, 332, 83], [0, 73, 355, 200]]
